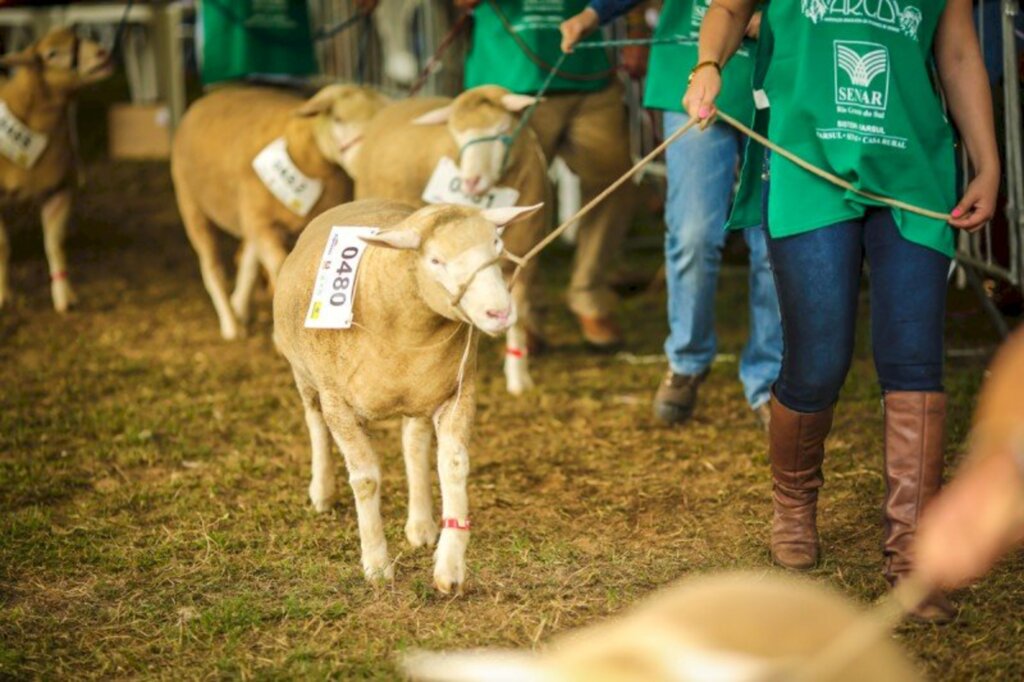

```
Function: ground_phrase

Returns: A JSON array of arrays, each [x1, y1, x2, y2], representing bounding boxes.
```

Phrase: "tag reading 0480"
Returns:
[[329, 246, 360, 307]]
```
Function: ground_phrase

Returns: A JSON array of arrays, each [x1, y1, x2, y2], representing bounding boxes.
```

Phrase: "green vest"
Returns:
[[465, 0, 612, 93], [644, 0, 754, 121], [730, 0, 956, 258], [200, 0, 318, 86]]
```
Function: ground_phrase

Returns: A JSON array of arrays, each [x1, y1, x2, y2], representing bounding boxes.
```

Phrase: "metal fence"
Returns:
[[955, 0, 1024, 303]]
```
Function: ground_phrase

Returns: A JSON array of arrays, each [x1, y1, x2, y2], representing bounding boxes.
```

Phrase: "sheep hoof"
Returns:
[[433, 568, 465, 596], [506, 373, 534, 396], [219, 319, 243, 341], [309, 482, 337, 513], [363, 558, 394, 583], [405, 519, 439, 548], [52, 280, 76, 313]]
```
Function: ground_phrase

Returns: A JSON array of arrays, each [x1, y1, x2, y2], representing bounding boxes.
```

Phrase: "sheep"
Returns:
[[0, 27, 113, 312], [352, 85, 552, 395], [273, 198, 542, 592], [403, 571, 923, 682], [170, 84, 389, 340]]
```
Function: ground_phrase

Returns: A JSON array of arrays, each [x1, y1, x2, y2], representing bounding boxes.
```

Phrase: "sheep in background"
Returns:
[[403, 571, 922, 682], [274, 198, 541, 592], [171, 84, 389, 339], [352, 85, 552, 395], [0, 27, 113, 312]]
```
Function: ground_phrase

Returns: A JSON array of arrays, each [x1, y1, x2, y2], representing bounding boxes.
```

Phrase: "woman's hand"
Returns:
[[682, 65, 722, 123], [559, 8, 599, 53], [949, 169, 999, 232], [745, 11, 762, 39]]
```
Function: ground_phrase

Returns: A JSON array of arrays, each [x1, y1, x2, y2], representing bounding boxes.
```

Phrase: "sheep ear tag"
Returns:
[[304, 226, 380, 330], [0, 101, 48, 169], [252, 138, 323, 217], [421, 157, 520, 210]]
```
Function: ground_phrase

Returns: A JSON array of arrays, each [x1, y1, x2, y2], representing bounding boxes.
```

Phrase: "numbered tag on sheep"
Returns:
[[252, 138, 324, 217], [0, 101, 49, 169], [422, 157, 520, 210], [304, 227, 380, 329]]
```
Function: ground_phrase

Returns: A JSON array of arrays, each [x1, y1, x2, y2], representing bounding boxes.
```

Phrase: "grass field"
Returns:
[[1, 153, 1022, 680]]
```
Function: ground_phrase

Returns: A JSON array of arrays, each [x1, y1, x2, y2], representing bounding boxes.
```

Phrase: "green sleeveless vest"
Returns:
[[730, 0, 957, 258], [465, 0, 612, 93], [644, 0, 755, 120]]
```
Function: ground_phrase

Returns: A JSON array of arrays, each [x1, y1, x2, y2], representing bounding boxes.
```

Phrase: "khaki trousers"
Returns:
[[527, 80, 637, 318]]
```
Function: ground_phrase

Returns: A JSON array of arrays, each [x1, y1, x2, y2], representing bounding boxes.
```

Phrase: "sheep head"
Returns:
[[362, 202, 542, 335], [412, 85, 537, 198], [0, 27, 114, 92], [297, 84, 390, 176]]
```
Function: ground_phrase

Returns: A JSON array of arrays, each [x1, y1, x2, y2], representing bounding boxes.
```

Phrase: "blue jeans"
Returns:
[[764, 193, 951, 413], [663, 112, 782, 409]]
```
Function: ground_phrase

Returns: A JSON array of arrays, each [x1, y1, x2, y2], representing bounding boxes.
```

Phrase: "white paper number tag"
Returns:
[[304, 226, 380, 329], [252, 138, 324, 217], [422, 157, 520, 209], [0, 101, 48, 169]]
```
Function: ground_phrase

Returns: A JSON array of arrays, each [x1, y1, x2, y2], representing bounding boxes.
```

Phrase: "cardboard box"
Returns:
[[108, 103, 171, 160]]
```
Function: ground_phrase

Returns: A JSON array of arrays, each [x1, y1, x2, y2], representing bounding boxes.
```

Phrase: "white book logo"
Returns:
[[836, 44, 888, 87]]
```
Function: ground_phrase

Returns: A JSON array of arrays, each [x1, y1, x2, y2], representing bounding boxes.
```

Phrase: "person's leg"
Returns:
[[654, 112, 738, 424], [558, 82, 637, 347], [765, 199, 864, 570], [864, 209, 956, 622], [740, 222, 783, 416]]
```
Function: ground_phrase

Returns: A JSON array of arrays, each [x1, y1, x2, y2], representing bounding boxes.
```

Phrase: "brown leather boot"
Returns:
[[882, 391, 957, 623], [769, 397, 834, 570]]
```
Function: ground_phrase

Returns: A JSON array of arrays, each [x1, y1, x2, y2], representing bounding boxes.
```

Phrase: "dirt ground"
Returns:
[[1, 132, 1023, 678]]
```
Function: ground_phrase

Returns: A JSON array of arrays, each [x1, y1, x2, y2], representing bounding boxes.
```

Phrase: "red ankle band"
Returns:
[[441, 518, 471, 531], [505, 348, 524, 358], [50, 271, 67, 282]]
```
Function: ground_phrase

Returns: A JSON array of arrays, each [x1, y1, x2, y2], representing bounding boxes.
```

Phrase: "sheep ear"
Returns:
[[295, 85, 345, 117], [412, 104, 454, 126], [361, 229, 421, 250], [481, 203, 544, 230], [500, 94, 538, 113], [0, 46, 39, 69], [401, 649, 547, 682]]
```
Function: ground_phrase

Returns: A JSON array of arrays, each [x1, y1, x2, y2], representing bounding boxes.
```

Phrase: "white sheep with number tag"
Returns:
[[273, 198, 542, 592]]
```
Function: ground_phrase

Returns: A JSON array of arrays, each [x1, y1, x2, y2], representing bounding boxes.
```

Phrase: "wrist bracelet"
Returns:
[[688, 60, 721, 85]]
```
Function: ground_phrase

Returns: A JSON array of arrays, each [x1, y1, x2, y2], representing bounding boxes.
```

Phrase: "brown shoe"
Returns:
[[653, 369, 709, 425], [882, 391, 957, 624], [769, 397, 834, 571], [577, 314, 624, 352]]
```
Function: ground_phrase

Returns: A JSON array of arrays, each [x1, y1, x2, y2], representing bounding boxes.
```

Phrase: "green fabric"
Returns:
[[465, 0, 612, 93], [200, 0, 318, 86], [644, 0, 754, 120], [730, 0, 956, 258]]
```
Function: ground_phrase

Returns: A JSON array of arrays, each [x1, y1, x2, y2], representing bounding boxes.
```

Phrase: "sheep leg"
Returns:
[[176, 184, 240, 340], [230, 240, 261, 327], [322, 398, 392, 582], [295, 372, 336, 513], [402, 416, 438, 548], [40, 189, 76, 313], [0, 215, 9, 308], [504, 277, 535, 395], [241, 208, 289, 292], [432, 394, 475, 594]]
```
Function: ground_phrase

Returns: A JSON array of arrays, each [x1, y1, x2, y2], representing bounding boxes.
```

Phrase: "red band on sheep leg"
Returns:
[[506, 348, 524, 358], [50, 271, 67, 282], [441, 518, 471, 531]]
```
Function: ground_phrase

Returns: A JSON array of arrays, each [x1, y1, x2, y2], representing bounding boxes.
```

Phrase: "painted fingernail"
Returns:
[[699, 106, 709, 118], [951, 208, 962, 217]]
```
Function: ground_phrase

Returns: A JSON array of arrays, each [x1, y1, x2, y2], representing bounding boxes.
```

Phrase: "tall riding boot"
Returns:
[[770, 396, 834, 570], [883, 391, 957, 623]]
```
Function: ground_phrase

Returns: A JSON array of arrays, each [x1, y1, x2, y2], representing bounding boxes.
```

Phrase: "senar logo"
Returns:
[[834, 41, 890, 111]]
